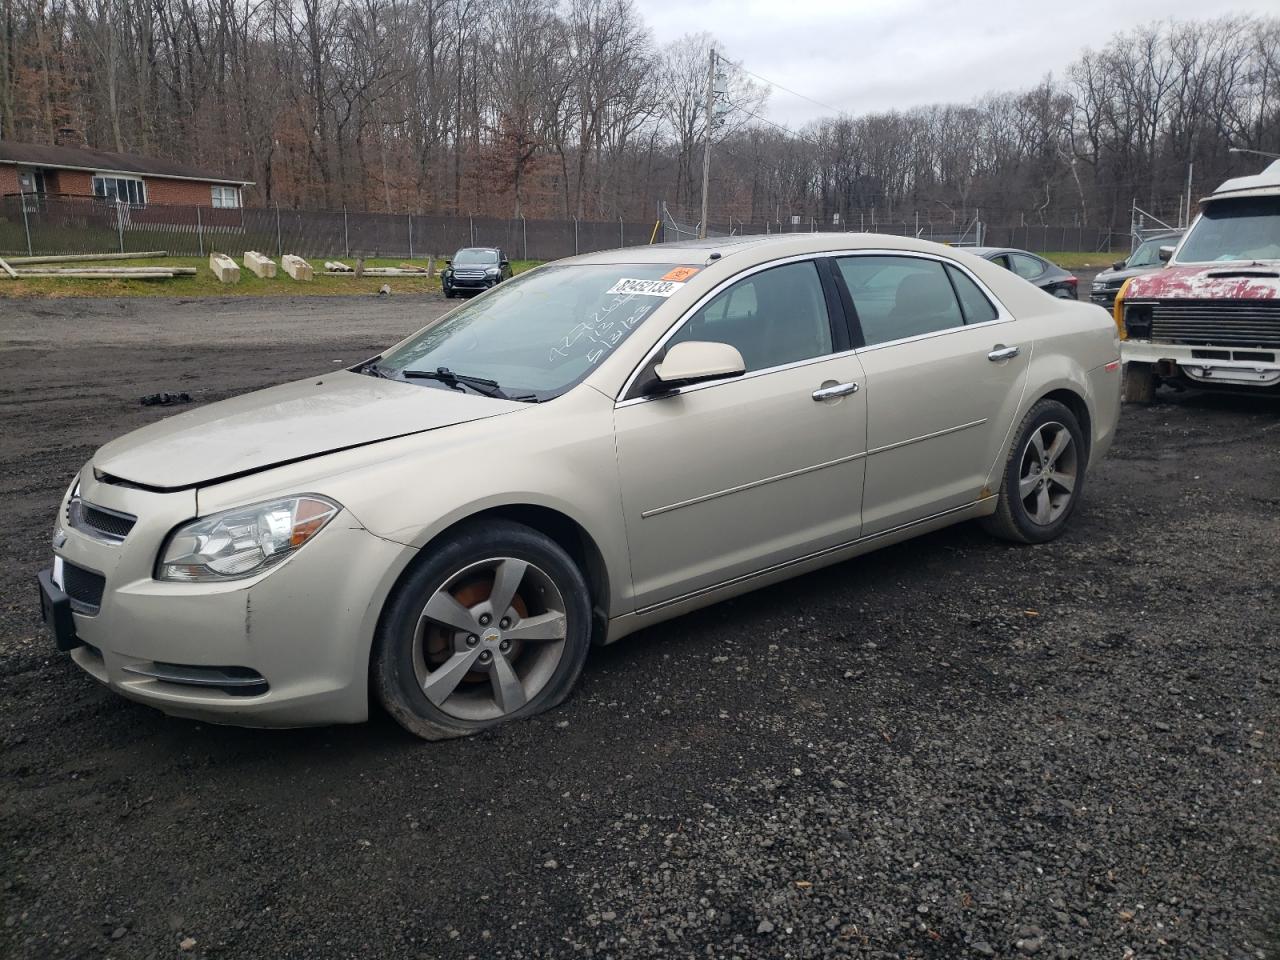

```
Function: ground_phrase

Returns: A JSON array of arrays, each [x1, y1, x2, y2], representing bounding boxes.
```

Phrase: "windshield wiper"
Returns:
[[402, 366, 513, 399]]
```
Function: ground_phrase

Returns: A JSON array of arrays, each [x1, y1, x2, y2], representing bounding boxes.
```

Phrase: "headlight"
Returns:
[[1091, 280, 1105, 291], [486, 266, 501, 276], [157, 495, 339, 582]]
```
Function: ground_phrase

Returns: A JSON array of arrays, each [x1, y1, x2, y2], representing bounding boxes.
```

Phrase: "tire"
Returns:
[[372, 520, 591, 740], [982, 398, 1088, 544], [443, 287, 455, 299], [1053, 287, 1073, 299], [1122, 361, 1157, 404]]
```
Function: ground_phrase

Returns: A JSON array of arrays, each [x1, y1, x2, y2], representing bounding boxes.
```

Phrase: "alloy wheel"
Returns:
[[412, 557, 569, 721], [1018, 421, 1078, 526]]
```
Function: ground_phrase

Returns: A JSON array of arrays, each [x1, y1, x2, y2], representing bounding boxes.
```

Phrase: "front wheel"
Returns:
[[982, 399, 1087, 544], [372, 520, 592, 740]]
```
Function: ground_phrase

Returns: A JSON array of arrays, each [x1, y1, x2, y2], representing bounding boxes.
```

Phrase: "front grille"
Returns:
[[72, 501, 137, 541], [1150, 299, 1280, 348], [62, 561, 106, 615]]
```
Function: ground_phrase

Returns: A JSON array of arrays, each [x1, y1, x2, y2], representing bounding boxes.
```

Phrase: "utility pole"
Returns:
[[1184, 162, 1194, 228], [698, 43, 716, 240]]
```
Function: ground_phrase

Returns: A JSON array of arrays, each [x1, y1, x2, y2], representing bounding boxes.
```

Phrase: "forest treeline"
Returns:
[[1, 1, 1277, 228]]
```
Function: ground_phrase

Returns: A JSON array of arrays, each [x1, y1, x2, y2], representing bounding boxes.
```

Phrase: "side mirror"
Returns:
[[443, 259, 451, 266], [500, 259, 510, 267], [1111, 259, 1127, 271], [1158, 245, 1174, 262], [652, 341, 746, 390]]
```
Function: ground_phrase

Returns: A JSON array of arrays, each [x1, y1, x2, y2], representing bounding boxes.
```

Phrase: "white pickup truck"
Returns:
[[1117, 160, 1280, 402]]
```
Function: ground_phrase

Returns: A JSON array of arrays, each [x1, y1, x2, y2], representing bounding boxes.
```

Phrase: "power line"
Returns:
[[724, 99, 822, 146], [721, 55, 848, 118]]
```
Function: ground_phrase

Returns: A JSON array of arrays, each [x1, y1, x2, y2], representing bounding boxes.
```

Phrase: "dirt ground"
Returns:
[[0, 292, 1276, 960]]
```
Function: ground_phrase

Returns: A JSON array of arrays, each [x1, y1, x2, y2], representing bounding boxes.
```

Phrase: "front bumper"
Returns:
[[1121, 339, 1280, 389], [445, 275, 497, 291], [44, 473, 412, 727]]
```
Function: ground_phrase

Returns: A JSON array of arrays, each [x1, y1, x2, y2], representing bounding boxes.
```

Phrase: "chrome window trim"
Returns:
[[615, 248, 1013, 407], [615, 252, 839, 406], [838, 249, 1014, 353]]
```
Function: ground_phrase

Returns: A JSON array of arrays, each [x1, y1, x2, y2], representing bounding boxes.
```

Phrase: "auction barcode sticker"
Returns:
[[607, 277, 684, 298]]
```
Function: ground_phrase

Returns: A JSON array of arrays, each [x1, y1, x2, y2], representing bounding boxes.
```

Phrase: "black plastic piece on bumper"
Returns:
[[120, 661, 270, 697], [37, 568, 83, 652]]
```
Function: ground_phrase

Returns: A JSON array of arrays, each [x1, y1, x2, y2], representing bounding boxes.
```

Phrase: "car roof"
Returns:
[[457, 246, 500, 253], [1206, 159, 1280, 201], [570, 232, 998, 267], [969, 247, 1040, 258]]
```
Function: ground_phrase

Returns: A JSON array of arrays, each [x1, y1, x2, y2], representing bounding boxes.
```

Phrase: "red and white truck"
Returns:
[[1117, 160, 1280, 402]]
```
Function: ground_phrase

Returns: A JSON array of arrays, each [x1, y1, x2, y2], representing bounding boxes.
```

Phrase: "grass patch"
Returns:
[[1036, 250, 1126, 270], [0, 255, 542, 299]]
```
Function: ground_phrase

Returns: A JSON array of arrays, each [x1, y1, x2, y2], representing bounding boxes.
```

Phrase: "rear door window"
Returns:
[[945, 264, 998, 324], [1010, 253, 1045, 280], [836, 256, 966, 346]]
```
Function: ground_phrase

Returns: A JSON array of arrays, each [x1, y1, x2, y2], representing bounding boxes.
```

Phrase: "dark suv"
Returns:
[[442, 247, 512, 298]]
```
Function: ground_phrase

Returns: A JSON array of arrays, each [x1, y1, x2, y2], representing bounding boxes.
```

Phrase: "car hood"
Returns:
[[92, 371, 525, 490], [1125, 262, 1280, 300], [1095, 264, 1162, 285]]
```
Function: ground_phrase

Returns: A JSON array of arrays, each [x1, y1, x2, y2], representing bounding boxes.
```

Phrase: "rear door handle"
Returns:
[[987, 344, 1020, 362], [812, 381, 860, 401]]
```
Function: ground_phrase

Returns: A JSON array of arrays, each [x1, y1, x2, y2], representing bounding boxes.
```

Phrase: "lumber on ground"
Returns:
[[5, 250, 168, 265], [14, 266, 196, 276], [15, 270, 179, 279]]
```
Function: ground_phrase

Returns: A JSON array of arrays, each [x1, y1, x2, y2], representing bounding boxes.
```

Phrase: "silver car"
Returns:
[[38, 234, 1122, 739]]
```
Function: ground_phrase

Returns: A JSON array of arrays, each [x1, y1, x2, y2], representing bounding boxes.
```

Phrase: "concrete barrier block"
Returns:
[[209, 253, 240, 284], [281, 255, 314, 281], [243, 250, 277, 279]]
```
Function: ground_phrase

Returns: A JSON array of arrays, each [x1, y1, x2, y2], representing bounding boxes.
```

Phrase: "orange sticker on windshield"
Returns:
[[661, 266, 699, 282]]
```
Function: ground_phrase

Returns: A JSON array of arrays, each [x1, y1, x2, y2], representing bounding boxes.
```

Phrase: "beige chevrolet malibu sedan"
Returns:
[[39, 234, 1121, 739]]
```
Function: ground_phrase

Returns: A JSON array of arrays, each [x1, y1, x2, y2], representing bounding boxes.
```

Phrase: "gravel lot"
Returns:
[[1, 294, 1277, 960]]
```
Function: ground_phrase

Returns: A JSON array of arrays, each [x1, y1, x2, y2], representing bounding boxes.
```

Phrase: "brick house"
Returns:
[[0, 130, 253, 208]]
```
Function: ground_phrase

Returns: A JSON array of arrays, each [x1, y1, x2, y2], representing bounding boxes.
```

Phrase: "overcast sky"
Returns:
[[640, 0, 1274, 126]]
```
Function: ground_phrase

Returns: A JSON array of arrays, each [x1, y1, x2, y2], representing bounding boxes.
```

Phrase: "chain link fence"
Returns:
[[0, 194, 1125, 261], [0, 195, 658, 261]]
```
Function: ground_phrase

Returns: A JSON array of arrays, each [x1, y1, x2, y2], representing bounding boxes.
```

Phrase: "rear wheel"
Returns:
[[982, 399, 1087, 544], [372, 520, 591, 740], [1123, 361, 1157, 404]]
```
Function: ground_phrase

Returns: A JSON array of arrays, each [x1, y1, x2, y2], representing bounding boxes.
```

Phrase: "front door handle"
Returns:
[[812, 381, 860, 401], [988, 344, 1020, 362]]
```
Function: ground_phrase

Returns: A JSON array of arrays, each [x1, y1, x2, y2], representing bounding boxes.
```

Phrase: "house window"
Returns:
[[211, 185, 242, 208], [92, 174, 146, 205]]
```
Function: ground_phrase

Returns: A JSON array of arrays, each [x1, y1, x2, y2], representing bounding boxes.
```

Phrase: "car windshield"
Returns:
[[454, 249, 499, 266], [377, 263, 688, 399], [1128, 237, 1174, 268], [1177, 196, 1280, 263]]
